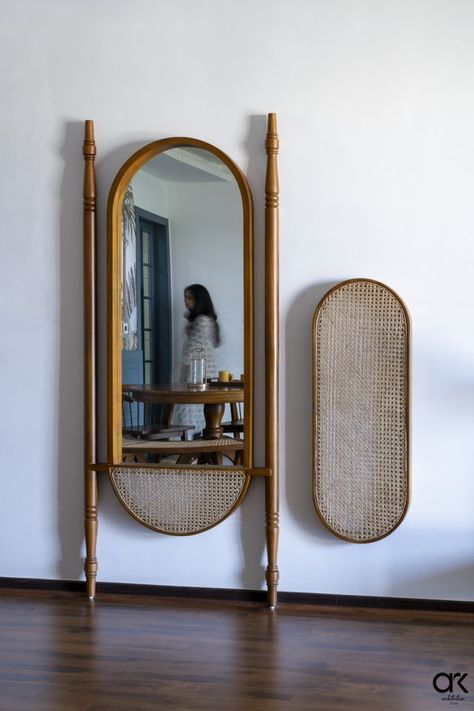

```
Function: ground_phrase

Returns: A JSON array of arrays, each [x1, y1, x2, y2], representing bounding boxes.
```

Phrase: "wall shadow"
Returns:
[[56, 124, 148, 580], [237, 114, 268, 589], [237, 478, 267, 588], [284, 281, 344, 543], [242, 113, 267, 468], [56, 120, 88, 579], [389, 563, 474, 600]]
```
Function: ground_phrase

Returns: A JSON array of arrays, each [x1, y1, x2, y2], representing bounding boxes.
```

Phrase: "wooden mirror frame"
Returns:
[[83, 116, 280, 607], [107, 138, 254, 466]]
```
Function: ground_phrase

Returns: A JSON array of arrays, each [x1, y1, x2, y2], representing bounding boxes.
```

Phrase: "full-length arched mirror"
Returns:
[[82, 117, 280, 607], [107, 139, 253, 469]]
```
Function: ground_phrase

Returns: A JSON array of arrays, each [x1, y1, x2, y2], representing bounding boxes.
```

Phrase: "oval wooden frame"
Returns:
[[106, 137, 254, 468], [312, 278, 411, 543]]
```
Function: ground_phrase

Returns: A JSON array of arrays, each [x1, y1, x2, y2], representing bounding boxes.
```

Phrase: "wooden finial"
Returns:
[[83, 120, 96, 212], [83, 120, 96, 158], [265, 113, 279, 155]]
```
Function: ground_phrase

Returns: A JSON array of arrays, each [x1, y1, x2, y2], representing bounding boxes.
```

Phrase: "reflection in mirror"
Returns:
[[121, 147, 244, 464]]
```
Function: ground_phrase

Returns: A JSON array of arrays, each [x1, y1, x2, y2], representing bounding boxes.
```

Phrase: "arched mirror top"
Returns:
[[108, 136, 253, 218], [107, 136, 253, 468]]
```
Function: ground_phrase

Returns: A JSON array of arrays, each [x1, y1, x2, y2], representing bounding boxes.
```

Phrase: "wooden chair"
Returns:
[[222, 402, 244, 439], [122, 435, 244, 465], [122, 393, 193, 441]]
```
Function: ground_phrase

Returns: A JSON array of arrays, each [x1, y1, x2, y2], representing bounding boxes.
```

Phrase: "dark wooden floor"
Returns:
[[0, 590, 472, 711]]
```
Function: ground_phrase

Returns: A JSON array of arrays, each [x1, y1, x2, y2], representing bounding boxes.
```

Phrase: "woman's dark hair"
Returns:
[[185, 284, 220, 347]]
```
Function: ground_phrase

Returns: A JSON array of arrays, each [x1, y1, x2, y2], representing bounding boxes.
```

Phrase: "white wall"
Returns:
[[1, 0, 473, 600], [166, 179, 243, 380], [132, 167, 243, 380], [131, 170, 168, 217]]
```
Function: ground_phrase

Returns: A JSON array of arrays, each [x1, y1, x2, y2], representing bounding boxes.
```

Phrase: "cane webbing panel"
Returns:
[[110, 466, 247, 534], [122, 436, 244, 453], [313, 280, 409, 542]]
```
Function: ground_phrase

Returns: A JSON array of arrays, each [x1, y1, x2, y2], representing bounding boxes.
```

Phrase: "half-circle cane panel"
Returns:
[[313, 279, 410, 543], [110, 467, 249, 535]]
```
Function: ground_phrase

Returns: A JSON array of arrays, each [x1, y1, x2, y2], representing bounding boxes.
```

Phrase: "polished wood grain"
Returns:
[[99, 464, 271, 476], [265, 113, 280, 609], [121, 437, 244, 456], [83, 120, 98, 600], [123, 383, 244, 405], [123, 383, 244, 441], [0, 589, 471, 711]]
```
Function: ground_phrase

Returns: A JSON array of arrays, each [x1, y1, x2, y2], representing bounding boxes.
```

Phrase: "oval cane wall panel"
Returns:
[[110, 467, 249, 535], [313, 279, 410, 543]]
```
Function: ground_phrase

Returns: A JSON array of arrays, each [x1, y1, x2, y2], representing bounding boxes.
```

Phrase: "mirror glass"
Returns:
[[120, 147, 244, 460]]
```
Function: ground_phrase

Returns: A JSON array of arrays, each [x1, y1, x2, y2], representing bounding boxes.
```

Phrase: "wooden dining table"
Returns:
[[122, 383, 244, 439]]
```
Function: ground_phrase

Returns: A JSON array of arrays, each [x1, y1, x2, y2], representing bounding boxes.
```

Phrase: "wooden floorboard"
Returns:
[[0, 589, 472, 710]]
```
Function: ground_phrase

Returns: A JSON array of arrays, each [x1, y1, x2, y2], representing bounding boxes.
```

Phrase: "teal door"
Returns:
[[122, 208, 171, 425]]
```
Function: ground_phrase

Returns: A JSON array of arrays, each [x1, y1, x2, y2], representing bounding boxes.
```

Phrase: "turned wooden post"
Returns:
[[265, 113, 280, 609], [83, 120, 98, 599]]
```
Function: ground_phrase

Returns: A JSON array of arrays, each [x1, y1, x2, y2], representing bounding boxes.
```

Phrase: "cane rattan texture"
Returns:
[[122, 436, 243, 452], [313, 280, 409, 543], [110, 466, 248, 534]]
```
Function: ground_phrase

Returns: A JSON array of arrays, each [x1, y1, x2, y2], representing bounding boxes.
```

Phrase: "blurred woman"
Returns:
[[179, 284, 220, 382], [174, 284, 221, 435]]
